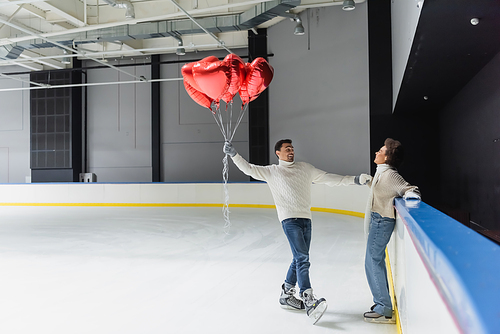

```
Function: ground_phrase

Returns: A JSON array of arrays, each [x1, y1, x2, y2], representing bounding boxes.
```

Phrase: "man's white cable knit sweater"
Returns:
[[231, 153, 356, 222]]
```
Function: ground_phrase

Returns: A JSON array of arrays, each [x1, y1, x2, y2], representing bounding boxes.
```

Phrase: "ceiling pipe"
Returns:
[[0, 0, 292, 48], [171, 33, 186, 56], [0, 43, 224, 66], [101, 0, 135, 19], [169, 0, 232, 54], [0, 71, 48, 87], [0, 77, 185, 93], [0, 16, 146, 82]]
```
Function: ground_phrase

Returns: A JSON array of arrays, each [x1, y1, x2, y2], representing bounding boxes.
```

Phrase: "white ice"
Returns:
[[0, 206, 397, 334]]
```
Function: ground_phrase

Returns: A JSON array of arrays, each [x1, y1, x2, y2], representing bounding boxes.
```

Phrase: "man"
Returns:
[[223, 139, 371, 324]]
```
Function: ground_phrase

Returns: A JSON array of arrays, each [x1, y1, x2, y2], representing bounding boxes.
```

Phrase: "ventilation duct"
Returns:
[[102, 0, 135, 19], [5, 0, 300, 59], [0, 45, 24, 59]]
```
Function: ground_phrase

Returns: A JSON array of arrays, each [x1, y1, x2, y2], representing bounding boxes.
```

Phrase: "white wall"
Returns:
[[0, 182, 369, 215], [268, 5, 370, 175], [0, 77, 31, 183], [389, 210, 460, 334]]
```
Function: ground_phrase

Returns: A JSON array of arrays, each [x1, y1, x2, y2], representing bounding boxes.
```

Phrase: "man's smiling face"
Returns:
[[276, 143, 294, 162]]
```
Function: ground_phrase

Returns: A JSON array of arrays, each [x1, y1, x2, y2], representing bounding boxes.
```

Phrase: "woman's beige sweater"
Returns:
[[363, 165, 420, 236]]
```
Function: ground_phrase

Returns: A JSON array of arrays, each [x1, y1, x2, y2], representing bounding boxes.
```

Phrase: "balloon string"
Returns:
[[211, 103, 231, 234], [222, 154, 231, 234], [229, 103, 248, 142], [212, 108, 227, 141], [228, 102, 233, 141], [212, 102, 249, 234]]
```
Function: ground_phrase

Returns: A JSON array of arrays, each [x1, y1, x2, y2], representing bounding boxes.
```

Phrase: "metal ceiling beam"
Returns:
[[0, 43, 222, 66], [18, 3, 45, 19], [0, 0, 48, 7], [0, 16, 148, 81], [170, 0, 232, 54], [43, 0, 86, 27], [0, 0, 278, 46], [0, 3, 23, 32], [19, 49, 64, 69]]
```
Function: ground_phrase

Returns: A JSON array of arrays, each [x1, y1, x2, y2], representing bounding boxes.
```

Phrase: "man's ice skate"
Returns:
[[279, 284, 305, 310], [301, 289, 328, 324]]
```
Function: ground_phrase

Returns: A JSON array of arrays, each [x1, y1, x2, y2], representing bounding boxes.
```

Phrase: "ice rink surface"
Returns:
[[0, 206, 397, 334]]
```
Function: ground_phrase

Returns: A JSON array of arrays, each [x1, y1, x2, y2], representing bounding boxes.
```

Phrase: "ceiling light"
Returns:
[[61, 50, 71, 65], [342, 0, 356, 11], [174, 35, 186, 56], [293, 15, 305, 36], [176, 47, 186, 56]]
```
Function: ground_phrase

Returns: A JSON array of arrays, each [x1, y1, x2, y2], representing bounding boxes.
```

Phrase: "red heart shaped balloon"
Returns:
[[221, 54, 246, 104], [181, 62, 202, 92], [192, 56, 231, 101], [246, 57, 274, 97], [239, 58, 274, 105], [183, 80, 213, 111]]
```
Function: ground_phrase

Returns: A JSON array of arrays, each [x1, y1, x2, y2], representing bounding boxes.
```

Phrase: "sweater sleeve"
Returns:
[[231, 153, 271, 182], [389, 172, 420, 198], [310, 165, 356, 186]]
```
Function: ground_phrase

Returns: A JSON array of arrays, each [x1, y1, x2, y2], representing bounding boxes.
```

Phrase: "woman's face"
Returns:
[[374, 146, 388, 165]]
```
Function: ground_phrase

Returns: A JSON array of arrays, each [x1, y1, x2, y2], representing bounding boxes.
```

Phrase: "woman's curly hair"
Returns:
[[384, 138, 404, 168]]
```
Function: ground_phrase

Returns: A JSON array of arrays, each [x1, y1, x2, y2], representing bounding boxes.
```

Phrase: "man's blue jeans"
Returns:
[[365, 211, 396, 317], [281, 218, 312, 294]]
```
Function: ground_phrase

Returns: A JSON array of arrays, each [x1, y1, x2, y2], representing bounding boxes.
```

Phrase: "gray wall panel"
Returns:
[[267, 5, 370, 175], [0, 78, 30, 183], [160, 52, 249, 182], [87, 63, 152, 181]]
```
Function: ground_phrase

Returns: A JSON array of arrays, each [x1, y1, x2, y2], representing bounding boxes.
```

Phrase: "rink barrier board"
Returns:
[[0, 182, 370, 216], [393, 198, 500, 334], [385, 249, 403, 334]]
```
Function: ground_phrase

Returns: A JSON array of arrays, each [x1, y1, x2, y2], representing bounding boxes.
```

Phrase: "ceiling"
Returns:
[[393, 0, 500, 115], [0, 0, 361, 84]]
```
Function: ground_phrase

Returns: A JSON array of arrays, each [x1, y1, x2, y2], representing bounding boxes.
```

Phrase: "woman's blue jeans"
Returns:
[[365, 211, 396, 317], [281, 218, 312, 294]]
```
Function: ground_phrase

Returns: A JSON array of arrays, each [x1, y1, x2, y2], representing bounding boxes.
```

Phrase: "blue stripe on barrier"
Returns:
[[395, 198, 500, 334]]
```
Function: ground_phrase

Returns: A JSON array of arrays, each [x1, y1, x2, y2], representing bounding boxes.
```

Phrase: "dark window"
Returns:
[[30, 72, 72, 169]]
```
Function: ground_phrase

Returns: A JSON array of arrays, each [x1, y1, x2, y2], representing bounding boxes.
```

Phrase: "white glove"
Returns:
[[223, 141, 237, 157], [403, 191, 421, 200], [404, 191, 421, 208], [355, 173, 372, 185]]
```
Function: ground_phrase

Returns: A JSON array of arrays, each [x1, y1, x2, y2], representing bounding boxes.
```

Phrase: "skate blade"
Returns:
[[309, 301, 327, 325], [280, 304, 305, 311], [363, 316, 396, 324]]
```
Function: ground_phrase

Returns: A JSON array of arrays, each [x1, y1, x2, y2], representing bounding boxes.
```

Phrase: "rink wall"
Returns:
[[0, 182, 369, 216], [390, 199, 500, 334]]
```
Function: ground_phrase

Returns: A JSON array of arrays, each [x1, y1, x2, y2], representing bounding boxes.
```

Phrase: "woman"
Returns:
[[363, 138, 420, 324]]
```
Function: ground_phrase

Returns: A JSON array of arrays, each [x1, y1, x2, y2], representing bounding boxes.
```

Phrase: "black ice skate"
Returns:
[[279, 284, 305, 310], [301, 289, 328, 324]]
